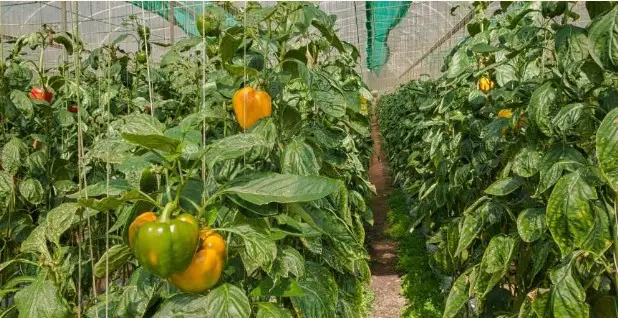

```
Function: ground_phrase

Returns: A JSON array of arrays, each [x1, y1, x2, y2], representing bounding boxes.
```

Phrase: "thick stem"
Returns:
[[159, 201, 177, 223]]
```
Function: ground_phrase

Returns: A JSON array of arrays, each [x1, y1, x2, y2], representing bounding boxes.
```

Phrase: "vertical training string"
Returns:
[[140, 8, 155, 116]]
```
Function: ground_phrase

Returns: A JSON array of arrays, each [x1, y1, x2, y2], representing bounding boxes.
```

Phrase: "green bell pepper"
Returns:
[[129, 202, 200, 278]]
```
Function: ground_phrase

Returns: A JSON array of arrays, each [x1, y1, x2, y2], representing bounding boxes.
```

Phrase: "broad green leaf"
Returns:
[[582, 204, 612, 254], [10, 90, 33, 117], [2, 137, 27, 175], [90, 138, 134, 164], [555, 25, 589, 67], [115, 268, 162, 318], [225, 224, 277, 275], [45, 203, 80, 246], [597, 108, 618, 192], [93, 244, 133, 278], [21, 225, 50, 258], [203, 284, 251, 318], [455, 207, 484, 255], [256, 303, 293, 318], [152, 294, 204, 318], [122, 133, 180, 154], [527, 82, 556, 137], [222, 173, 340, 205], [18, 178, 43, 205], [250, 277, 304, 297], [272, 246, 306, 278], [481, 234, 518, 273], [0, 171, 13, 198], [547, 170, 597, 255], [586, 2, 615, 19], [549, 255, 588, 318], [588, 5, 618, 72], [517, 208, 546, 242], [67, 179, 132, 198], [120, 114, 165, 135], [484, 177, 525, 196], [202, 133, 272, 170], [537, 144, 586, 194], [443, 272, 469, 318], [220, 27, 243, 63], [281, 139, 320, 176], [312, 89, 346, 118], [14, 278, 70, 318], [553, 103, 586, 135], [446, 49, 471, 79], [512, 146, 541, 178], [291, 262, 338, 318]]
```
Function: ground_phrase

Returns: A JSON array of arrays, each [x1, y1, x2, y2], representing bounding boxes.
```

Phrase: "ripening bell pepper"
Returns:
[[498, 108, 513, 119], [232, 87, 272, 130], [128, 202, 200, 278], [478, 76, 495, 93], [168, 228, 226, 293]]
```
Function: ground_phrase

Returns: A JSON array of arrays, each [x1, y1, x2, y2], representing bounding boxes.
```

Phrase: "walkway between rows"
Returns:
[[367, 107, 406, 318]]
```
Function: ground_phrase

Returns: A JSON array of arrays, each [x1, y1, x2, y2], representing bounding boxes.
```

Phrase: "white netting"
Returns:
[[0, 1, 594, 93]]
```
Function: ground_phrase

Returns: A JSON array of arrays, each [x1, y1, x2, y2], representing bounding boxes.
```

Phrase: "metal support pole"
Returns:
[[169, 1, 175, 44]]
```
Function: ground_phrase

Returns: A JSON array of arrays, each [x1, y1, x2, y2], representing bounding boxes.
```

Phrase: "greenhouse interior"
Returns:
[[0, 1, 616, 317]]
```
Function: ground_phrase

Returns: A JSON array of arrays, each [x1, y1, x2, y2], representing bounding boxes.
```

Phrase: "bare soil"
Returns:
[[367, 110, 406, 318]]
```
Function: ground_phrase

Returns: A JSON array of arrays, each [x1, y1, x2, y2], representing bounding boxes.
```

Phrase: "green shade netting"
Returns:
[[365, 1, 411, 71], [128, 1, 235, 37]]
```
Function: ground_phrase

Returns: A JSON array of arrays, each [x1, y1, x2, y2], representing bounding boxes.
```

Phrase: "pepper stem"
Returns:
[[159, 201, 177, 223]]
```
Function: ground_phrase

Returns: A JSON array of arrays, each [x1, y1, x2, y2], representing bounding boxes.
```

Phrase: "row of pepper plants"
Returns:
[[0, 2, 375, 317], [379, 2, 618, 317]]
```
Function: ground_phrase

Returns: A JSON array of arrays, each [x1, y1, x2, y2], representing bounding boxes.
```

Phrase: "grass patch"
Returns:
[[386, 189, 444, 318]]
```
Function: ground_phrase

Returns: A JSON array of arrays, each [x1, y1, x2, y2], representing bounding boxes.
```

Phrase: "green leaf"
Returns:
[[0, 171, 13, 199], [90, 138, 134, 164], [18, 178, 43, 205], [45, 203, 80, 246], [292, 262, 338, 318], [122, 134, 180, 154], [547, 170, 597, 255], [272, 246, 306, 278], [312, 88, 346, 118], [516, 208, 546, 243], [220, 27, 244, 63], [14, 278, 70, 318], [203, 284, 251, 318], [512, 146, 541, 178], [537, 144, 586, 195], [582, 204, 612, 254], [120, 114, 165, 135], [10, 90, 33, 117], [202, 133, 272, 170], [527, 82, 556, 137], [555, 25, 589, 67], [225, 224, 277, 275], [281, 139, 320, 176], [115, 268, 162, 318], [484, 177, 524, 196], [549, 255, 589, 318], [455, 207, 484, 255], [152, 294, 203, 318], [446, 49, 472, 79], [553, 103, 587, 135], [471, 43, 500, 53], [256, 303, 293, 318], [250, 277, 304, 297], [223, 173, 340, 205], [481, 234, 518, 274], [93, 244, 132, 278], [443, 272, 469, 318], [2, 137, 27, 175], [589, 5, 618, 71], [593, 296, 618, 318], [586, 2, 615, 19], [597, 108, 618, 192], [67, 179, 132, 198]]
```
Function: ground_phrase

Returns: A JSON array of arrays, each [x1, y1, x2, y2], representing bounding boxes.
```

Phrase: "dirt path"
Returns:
[[367, 108, 406, 318]]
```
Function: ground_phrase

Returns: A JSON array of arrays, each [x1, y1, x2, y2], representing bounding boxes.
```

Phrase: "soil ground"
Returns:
[[367, 109, 406, 318]]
